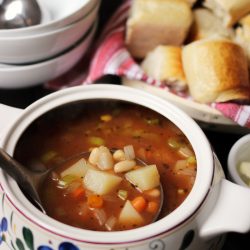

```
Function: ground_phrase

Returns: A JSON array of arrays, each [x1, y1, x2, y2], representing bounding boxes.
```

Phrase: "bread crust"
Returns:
[[235, 14, 250, 64], [141, 45, 187, 89], [204, 0, 250, 27], [189, 8, 233, 41], [182, 39, 250, 103], [125, 0, 193, 59]]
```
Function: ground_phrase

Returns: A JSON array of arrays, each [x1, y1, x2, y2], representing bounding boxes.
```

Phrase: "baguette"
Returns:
[[125, 0, 193, 59], [182, 39, 250, 103]]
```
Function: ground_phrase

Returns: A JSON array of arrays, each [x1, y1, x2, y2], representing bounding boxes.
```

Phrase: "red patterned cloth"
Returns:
[[46, 0, 250, 129]]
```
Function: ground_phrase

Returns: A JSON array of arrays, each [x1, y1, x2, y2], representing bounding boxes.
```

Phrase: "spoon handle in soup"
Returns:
[[0, 148, 44, 212]]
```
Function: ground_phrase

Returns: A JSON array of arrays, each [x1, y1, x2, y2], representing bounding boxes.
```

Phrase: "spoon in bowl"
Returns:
[[0, 0, 41, 29], [0, 148, 163, 222]]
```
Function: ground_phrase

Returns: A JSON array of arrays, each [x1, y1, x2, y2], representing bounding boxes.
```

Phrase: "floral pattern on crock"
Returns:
[[0, 193, 81, 250], [0, 190, 212, 250]]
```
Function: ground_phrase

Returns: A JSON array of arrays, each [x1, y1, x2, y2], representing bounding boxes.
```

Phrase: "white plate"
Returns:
[[0, 22, 97, 89], [122, 78, 250, 133]]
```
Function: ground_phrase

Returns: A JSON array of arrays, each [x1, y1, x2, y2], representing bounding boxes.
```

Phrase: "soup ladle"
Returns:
[[0, 0, 42, 29], [0, 148, 163, 222]]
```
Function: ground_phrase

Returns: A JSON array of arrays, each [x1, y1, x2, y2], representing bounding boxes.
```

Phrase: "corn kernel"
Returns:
[[177, 189, 185, 195], [100, 114, 112, 122]]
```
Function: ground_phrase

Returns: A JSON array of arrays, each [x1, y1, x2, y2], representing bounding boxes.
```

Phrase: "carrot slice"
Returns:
[[146, 201, 159, 214], [87, 195, 104, 208], [71, 187, 85, 199], [131, 196, 147, 213]]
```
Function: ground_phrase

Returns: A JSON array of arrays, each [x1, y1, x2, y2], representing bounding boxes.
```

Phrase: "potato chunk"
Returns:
[[60, 158, 89, 178], [125, 165, 160, 191], [119, 200, 143, 225], [84, 169, 122, 195]]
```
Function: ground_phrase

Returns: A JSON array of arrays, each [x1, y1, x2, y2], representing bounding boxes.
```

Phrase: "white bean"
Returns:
[[97, 146, 114, 170], [88, 147, 100, 165], [113, 149, 126, 161], [145, 188, 161, 198], [114, 160, 136, 173]]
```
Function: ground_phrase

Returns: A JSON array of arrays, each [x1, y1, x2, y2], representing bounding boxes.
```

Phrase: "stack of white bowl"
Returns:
[[0, 0, 100, 88]]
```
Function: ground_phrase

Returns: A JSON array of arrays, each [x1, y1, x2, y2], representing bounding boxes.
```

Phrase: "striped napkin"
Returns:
[[46, 0, 250, 129]]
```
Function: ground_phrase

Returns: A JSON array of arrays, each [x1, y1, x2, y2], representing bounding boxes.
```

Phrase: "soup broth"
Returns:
[[14, 100, 197, 231]]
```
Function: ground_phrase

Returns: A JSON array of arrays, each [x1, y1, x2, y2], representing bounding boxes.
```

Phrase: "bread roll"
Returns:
[[182, 39, 250, 103], [141, 45, 187, 90], [204, 0, 250, 27], [235, 14, 250, 64], [185, 0, 197, 7], [189, 8, 233, 41], [125, 0, 193, 59]]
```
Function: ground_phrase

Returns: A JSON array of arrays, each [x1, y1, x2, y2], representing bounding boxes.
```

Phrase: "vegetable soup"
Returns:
[[43, 145, 162, 231], [14, 100, 197, 231]]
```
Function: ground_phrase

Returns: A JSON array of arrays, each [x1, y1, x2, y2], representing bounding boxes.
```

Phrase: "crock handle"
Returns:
[[199, 179, 250, 239], [0, 104, 23, 141]]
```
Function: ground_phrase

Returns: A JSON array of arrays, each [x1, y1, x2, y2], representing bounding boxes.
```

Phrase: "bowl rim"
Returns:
[[0, 21, 97, 72], [0, 21, 97, 88], [0, 1, 99, 40], [0, 0, 99, 36], [227, 134, 250, 187], [0, 84, 214, 244]]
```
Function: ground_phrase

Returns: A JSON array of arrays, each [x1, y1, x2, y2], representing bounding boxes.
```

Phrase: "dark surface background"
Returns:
[[0, 1, 249, 249]]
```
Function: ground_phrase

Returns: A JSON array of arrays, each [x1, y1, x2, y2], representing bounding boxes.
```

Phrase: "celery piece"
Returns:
[[118, 190, 128, 200], [58, 175, 78, 188], [145, 118, 159, 125], [132, 129, 144, 138], [41, 150, 57, 163], [167, 138, 181, 149], [89, 136, 105, 146], [187, 156, 196, 166]]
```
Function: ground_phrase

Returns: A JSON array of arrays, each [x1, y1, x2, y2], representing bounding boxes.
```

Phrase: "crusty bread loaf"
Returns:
[[141, 45, 187, 90], [182, 39, 250, 103], [204, 0, 250, 27], [125, 0, 193, 59], [189, 8, 233, 41], [235, 14, 250, 64]]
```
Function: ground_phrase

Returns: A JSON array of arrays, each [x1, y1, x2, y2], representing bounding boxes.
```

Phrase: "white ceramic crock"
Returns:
[[0, 85, 250, 250]]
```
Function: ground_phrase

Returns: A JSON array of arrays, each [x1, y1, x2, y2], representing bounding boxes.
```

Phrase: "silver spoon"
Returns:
[[0, 148, 163, 221], [0, 0, 41, 29]]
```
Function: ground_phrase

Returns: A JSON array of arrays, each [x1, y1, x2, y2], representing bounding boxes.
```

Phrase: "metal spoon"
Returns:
[[0, 148, 163, 221], [0, 0, 41, 29]]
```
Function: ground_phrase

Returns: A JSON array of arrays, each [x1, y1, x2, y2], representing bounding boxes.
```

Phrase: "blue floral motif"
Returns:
[[0, 217, 8, 245], [59, 242, 80, 250], [37, 246, 53, 250], [37, 242, 80, 250], [1, 192, 80, 250]]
